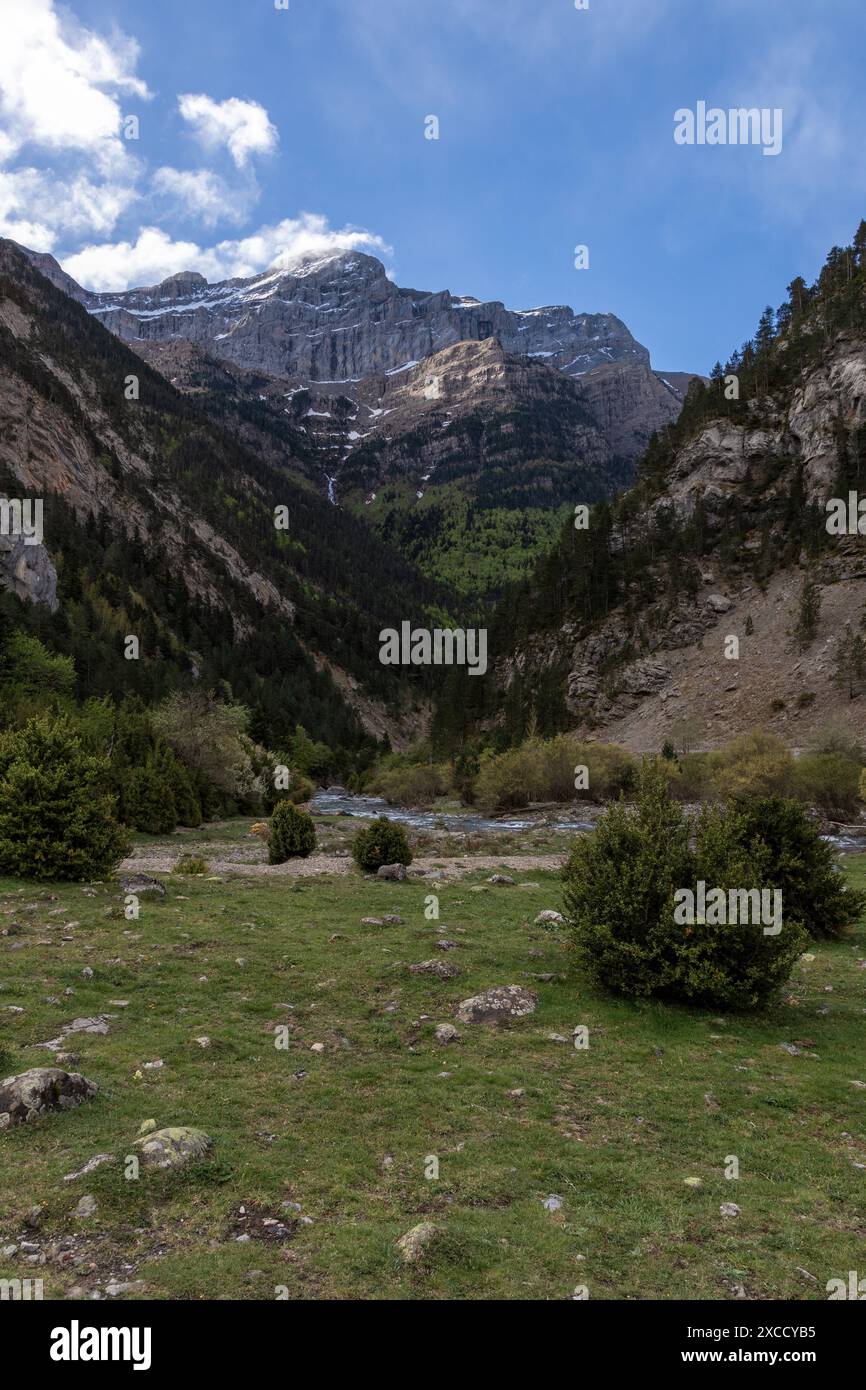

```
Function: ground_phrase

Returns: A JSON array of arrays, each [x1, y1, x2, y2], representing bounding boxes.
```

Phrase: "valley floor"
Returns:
[[1, 817, 865, 1301]]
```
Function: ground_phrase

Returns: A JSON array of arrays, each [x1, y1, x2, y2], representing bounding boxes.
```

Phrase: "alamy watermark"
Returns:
[[673, 881, 782, 936], [379, 622, 487, 676], [0, 497, 43, 546], [826, 492, 866, 535], [674, 102, 783, 157]]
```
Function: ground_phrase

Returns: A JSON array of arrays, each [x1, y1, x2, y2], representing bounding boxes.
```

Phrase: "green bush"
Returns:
[[563, 765, 827, 1009], [268, 800, 316, 863], [716, 796, 865, 941], [171, 854, 210, 875], [473, 735, 635, 812], [707, 730, 792, 800], [263, 767, 315, 814], [0, 716, 130, 881], [122, 758, 177, 834], [682, 803, 808, 1008], [351, 816, 412, 872], [164, 754, 202, 827], [563, 762, 694, 999], [373, 762, 449, 807], [790, 752, 862, 819]]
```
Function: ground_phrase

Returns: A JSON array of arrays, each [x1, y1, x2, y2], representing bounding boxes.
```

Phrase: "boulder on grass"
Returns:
[[0, 1067, 98, 1130], [410, 959, 460, 980], [133, 1125, 212, 1170], [377, 863, 407, 881], [454, 985, 538, 1026], [119, 874, 166, 899]]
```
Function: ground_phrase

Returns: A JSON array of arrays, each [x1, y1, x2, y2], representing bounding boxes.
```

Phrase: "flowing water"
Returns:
[[310, 789, 594, 835], [310, 790, 865, 854]]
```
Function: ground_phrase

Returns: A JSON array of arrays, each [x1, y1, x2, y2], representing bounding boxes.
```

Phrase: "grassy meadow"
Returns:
[[1, 820, 865, 1301]]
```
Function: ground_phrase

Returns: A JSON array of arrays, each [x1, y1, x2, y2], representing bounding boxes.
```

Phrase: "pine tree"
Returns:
[[794, 578, 821, 649]]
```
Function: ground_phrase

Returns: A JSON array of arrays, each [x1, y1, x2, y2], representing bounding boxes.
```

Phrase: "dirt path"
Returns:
[[121, 852, 567, 879]]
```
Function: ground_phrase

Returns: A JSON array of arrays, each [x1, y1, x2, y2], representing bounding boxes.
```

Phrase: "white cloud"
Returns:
[[61, 214, 391, 290], [152, 167, 251, 229], [0, 0, 148, 173], [0, 166, 136, 248], [177, 93, 278, 169]]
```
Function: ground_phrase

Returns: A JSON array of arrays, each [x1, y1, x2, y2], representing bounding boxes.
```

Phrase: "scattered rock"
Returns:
[[454, 985, 538, 1026], [377, 863, 407, 881], [74, 1194, 97, 1219], [720, 1202, 741, 1218], [36, 1015, 117, 1051], [310, 1043, 325, 1054], [542, 1194, 563, 1212], [361, 917, 384, 926], [194, 1037, 211, 1049], [119, 874, 166, 899], [382, 914, 404, 925], [434, 1023, 460, 1044], [435, 939, 460, 950], [395, 1221, 438, 1264], [0, 1067, 97, 1129], [63, 1153, 113, 1183], [535, 910, 565, 924], [133, 1125, 212, 1170], [410, 959, 460, 979], [706, 593, 733, 614], [80, 967, 94, 980], [488, 874, 515, 886], [229, 1203, 296, 1244]]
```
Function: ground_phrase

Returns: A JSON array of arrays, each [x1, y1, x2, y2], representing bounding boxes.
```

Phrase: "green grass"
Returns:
[[1, 839, 865, 1301]]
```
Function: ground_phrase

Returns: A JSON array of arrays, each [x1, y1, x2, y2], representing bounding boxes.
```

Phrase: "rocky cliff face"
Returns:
[[495, 321, 866, 751], [19, 243, 695, 487], [28, 246, 648, 383]]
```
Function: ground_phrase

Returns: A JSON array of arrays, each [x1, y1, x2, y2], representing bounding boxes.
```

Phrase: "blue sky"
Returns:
[[2, 0, 865, 370]]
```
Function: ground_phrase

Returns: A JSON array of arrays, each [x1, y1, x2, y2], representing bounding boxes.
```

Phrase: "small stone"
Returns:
[[434, 1023, 460, 1044], [535, 910, 564, 924], [487, 874, 515, 886], [542, 1194, 563, 1211], [119, 874, 165, 899], [63, 1153, 113, 1183], [361, 917, 384, 926], [396, 1221, 438, 1263], [410, 959, 460, 979], [377, 863, 407, 881], [310, 1043, 325, 1054], [138, 1119, 158, 1135], [194, 1036, 211, 1049], [74, 1194, 97, 1219], [720, 1202, 741, 1218], [80, 967, 94, 980]]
